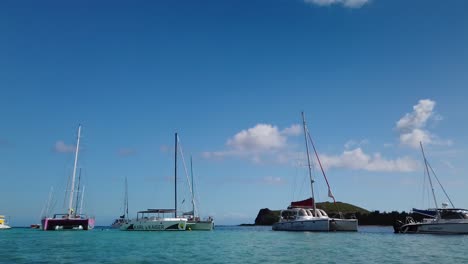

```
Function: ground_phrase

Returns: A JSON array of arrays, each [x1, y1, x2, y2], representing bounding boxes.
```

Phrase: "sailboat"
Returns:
[[183, 156, 214, 231], [120, 133, 188, 231], [393, 142, 468, 234], [272, 112, 358, 232], [41, 125, 95, 231], [111, 177, 129, 228]]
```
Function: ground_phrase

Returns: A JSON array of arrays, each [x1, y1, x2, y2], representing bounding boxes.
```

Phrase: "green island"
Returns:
[[248, 202, 419, 226]]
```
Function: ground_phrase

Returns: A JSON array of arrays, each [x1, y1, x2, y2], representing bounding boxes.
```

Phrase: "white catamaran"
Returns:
[[183, 156, 214, 231], [120, 133, 189, 231], [394, 142, 468, 234], [272, 112, 358, 232]]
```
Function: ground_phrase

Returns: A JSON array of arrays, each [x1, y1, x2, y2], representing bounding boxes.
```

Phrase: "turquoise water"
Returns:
[[1, 226, 468, 263]]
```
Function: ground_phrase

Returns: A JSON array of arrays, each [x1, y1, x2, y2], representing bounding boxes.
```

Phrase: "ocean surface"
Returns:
[[1, 225, 468, 263]]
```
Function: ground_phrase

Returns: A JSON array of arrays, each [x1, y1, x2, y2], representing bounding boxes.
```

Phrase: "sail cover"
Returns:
[[412, 208, 437, 218], [290, 198, 315, 208]]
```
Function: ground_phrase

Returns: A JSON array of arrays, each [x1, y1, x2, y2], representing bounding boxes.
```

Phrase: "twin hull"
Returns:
[[187, 220, 214, 231], [41, 218, 95, 231], [120, 218, 187, 231], [273, 218, 358, 232]]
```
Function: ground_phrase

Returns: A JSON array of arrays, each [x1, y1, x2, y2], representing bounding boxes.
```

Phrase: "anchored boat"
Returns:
[[111, 177, 129, 228], [394, 142, 468, 234], [0, 215, 11, 230], [272, 112, 358, 232], [41, 125, 95, 231], [183, 156, 214, 231], [120, 133, 188, 231]]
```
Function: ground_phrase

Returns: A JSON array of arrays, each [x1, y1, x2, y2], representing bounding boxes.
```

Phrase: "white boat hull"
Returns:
[[331, 218, 358, 231], [187, 220, 214, 231], [272, 219, 330, 231], [0, 224, 11, 230], [120, 218, 187, 231], [399, 222, 468, 234]]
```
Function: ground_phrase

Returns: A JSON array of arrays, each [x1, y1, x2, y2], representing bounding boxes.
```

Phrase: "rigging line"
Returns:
[[192, 165, 204, 216], [176, 135, 198, 214], [427, 161, 455, 208], [421, 164, 427, 209], [306, 127, 336, 203]]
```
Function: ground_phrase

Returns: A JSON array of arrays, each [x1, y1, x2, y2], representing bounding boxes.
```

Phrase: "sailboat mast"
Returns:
[[301, 112, 316, 212], [43, 186, 54, 218], [174, 132, 178, 218], [79, 185, 85, 215], [125, 177, 128, 217], [68, 125, 81, 217], [74, 168, 82, 215], [420, 142, 439, 212], [191, 156, 195, 216]]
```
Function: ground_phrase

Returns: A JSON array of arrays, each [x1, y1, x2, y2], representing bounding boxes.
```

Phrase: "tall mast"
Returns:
[[420, 142, 439, 213], [68, 125, 81, 217], [190, 156, 195, 216], [74, 168, 82, 215], [301, 112, 316, 212], [125, 176, 128, 218], [79, 185, 85, 215], [174, 132, 178, 218]]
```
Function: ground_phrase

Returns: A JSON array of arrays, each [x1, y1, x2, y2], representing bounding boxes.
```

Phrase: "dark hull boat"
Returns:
[[42, 215, 95, 230], [42, 125, 94, 231]]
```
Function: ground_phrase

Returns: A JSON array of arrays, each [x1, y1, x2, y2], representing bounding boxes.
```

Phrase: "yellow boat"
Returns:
[[0, 215, 11, 229]]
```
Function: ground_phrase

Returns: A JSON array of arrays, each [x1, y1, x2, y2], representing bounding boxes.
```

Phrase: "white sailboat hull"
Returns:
[[187, 220, 214, 231], [330, 218, 358, 231], [120, 218, 188, 231], [272, 219, 330, 231], [399, 222, 468, 234]]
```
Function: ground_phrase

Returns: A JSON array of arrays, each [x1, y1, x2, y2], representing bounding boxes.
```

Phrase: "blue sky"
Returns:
[[1, 0, 467, 226]]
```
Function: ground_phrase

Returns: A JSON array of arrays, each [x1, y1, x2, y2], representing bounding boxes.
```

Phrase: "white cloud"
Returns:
[[227, 124, 286, 152], [204, 122, 419, 172], [304, 0, 370, 8], [281, 124, 302, 136], [54, 140, 76, 153], [397, 99, 435, 132], [396, 99, 452, 149], [203, 123, 301, 163], [320, 148, 419, 172], [344, 139, 369, 149], [260, 176, 287, 185], [399, 129, 431, 149]]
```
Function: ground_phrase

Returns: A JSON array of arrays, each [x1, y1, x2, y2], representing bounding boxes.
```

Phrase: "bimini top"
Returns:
[[289, 198, 315, 209], [138, 209, 176, 214], [413, 208, 468, 218]]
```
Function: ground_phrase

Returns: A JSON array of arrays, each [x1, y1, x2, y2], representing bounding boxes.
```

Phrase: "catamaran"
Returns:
[[0, 215, 11, 230], [41, 125, 95, 231], [183, 156, 214, 231], [393, 142, 468, 234], [111, 177, 129, 228], [120, 133, 188, 231], [272, 112, 358, 232]]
